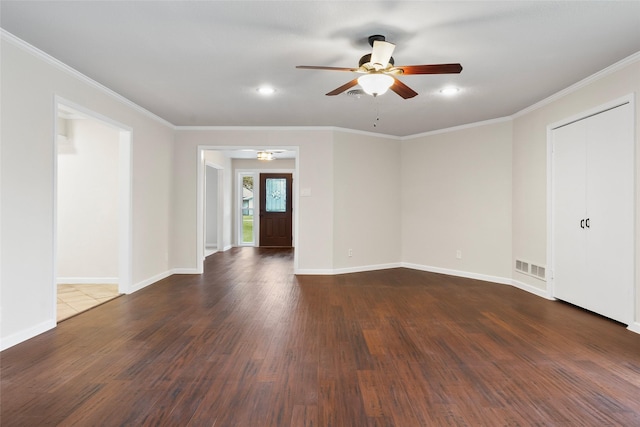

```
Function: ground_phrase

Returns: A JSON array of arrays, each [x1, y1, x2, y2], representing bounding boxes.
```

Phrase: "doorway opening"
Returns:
[[54, 98, 132, 322], [196, 146, 298, 273], [204, 162, 224, 257], [259, 173, 293, 247]]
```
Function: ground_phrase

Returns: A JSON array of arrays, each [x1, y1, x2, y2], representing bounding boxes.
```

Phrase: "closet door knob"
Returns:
[[580, 219, 585, 229], [586, 218, 590, 228]]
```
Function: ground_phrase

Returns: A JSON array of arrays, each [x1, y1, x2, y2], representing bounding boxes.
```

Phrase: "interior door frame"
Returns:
[[54, 96, 133, 308], [259, 172, 293, 247], [196, 146, 299, 273], [546, 93, 635, 324], [204, 162, 224, 256], [236, 168, 295, 248], [236, 170, 258, 246]]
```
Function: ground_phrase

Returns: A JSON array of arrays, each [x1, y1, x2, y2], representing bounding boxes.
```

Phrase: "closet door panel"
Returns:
[[552, 120, 588, 306], [584, 103, 634, 323]]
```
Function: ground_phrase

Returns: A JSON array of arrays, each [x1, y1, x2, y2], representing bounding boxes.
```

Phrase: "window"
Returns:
[[238, 173, 255, 245]]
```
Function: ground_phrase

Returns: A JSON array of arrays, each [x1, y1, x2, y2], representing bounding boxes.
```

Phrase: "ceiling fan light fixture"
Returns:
[[357, 74, 394, 96], [257, 151, 275, 161]]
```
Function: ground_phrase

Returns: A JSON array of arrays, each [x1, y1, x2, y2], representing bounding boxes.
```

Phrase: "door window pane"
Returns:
[[265, 178, 286, 212], [241, 175, 254, 243]]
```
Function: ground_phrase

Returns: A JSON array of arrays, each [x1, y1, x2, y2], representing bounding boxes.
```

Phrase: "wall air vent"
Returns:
[[515, 259, 529, 274], [516, 259, 546, 281]]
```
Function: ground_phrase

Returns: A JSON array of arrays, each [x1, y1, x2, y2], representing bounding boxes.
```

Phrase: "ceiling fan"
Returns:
[[296, 35, 462, 99]]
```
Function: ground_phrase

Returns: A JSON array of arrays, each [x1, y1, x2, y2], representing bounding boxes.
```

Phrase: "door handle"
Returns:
[[580, 219, 585, 229], [585, 218, 590, 228]]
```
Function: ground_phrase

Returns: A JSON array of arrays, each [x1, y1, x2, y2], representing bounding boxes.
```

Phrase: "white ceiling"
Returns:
[[2, 1, 639, 137]]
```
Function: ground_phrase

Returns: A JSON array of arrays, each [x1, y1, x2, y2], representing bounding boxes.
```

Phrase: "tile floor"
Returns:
[[57, 284, 121, 322]]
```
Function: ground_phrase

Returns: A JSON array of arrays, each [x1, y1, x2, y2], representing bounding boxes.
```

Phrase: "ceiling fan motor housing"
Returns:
[[368, 34, 386, 46], [359, 53, 394, 68]]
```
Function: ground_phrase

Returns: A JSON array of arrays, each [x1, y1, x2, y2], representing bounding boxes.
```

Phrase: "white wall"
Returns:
[[332, 132, 402, 271], [57, 118, 119, 281], [401, 120, 513, 280], [172, 129, 334, 273], [511, 58, 640, 326], [1, 34, 174, 349], [3, 27, 639, 350]]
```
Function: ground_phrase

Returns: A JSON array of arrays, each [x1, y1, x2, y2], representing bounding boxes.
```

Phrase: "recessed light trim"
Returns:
[[257, 86, 276, 95], [440, 86, 460, 95]]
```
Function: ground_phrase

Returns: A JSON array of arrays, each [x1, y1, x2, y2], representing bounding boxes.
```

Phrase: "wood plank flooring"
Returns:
[[2, 247, 640, 426]]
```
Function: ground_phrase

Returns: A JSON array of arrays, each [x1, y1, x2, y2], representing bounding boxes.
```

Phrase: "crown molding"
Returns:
[[3, 29, 638, 139], [400, 116, 512, 140], [1, 29, 174, 129], [175, 125, 400, 139], [512, 50, 640, 119]]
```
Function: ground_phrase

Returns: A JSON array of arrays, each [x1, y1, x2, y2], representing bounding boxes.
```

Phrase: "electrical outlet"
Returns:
[[348, 249, 353, 257], [456, 250, 462, 259]]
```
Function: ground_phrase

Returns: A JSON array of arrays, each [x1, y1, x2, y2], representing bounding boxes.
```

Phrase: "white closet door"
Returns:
[[584, 103, 634, 323], [552, 101, 634, 325], [553, 119, 588, 307]]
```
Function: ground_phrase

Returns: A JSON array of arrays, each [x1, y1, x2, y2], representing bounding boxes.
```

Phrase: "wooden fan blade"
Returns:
[[326, 79, 359, 96], [397, 63, 463, 75], [390, 78, 418, 99], [296, 65, 358, 72]]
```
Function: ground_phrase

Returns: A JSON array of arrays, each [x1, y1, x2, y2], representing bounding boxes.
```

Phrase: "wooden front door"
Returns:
[[259, 173, 293, 247]]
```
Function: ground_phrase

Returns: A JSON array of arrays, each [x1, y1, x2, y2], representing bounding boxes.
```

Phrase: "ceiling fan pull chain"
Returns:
[[373, 98, 380, 127]]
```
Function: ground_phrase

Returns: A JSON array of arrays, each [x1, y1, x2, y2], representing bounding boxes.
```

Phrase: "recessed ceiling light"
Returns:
[[257, 86, 276, 95], [440, 86, 460, 95]]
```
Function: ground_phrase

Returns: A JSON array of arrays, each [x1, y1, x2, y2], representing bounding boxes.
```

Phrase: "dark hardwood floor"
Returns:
[[2, 247, 640, 426]]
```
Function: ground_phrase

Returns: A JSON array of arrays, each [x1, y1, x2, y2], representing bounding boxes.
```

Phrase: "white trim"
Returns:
[[547, 94, 634, 131], [0, 320, 56, 351], [54, 97, 133, 297], [129, 270, 173, 293], [196, 146, 300, 275], [202, 162, 224, 263], [176, 125, 400, 140], [4, 28, 637, 142], [511, 279, 555, 300], [513, 51, 640, 119], [402, 262, 512, 285], [294, 268, 337, 275], [400, 116, 512, 140], [171, 268, 202, 275], [56, 277, 119, 285], [1, 29, 174, 129], [627, 323, 640, 335], [332, 262, 402, 275], [118, 128, 133, 295]]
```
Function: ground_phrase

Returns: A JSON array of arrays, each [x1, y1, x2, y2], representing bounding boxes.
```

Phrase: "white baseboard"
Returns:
[[294, 268, 336, 275], [1, 319, 56, 351], [172, 268, 201, 274], [402, 263, 512, 286], [57, 277, 118, 285], [129, 270, 173, 293], [223, 245, 233, 251], [511, 279, 555, 300], [295, 262, 401, 275], [332, 262, 402, 275], [627, 322, 640, 335]]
